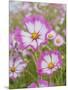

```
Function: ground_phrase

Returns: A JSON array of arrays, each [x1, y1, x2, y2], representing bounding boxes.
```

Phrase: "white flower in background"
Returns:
[[9, 57, 27, 79], [47, 30, 56, 40], [53, 35, 64, 47]]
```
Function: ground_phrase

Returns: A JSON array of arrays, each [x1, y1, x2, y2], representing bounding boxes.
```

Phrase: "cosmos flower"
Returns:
[[28, 80, 48, 88], [9, 56, 27, 79], [37, 50, 62, 75], [53, 35, 64, 47], [15, 15, 52, 50], [47, 30, 56, 40]]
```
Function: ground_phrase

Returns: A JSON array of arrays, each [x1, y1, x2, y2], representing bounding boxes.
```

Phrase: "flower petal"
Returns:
[[44, 55, 51, 63], [30, 40, 37, 49], [25, 22, 34, 33], [16, 63, 27, 71], [43, 68, 52, 74], [41, 61, 48, 69], [39, 24, 48, 37], [52, 53, 58, 64], [37, 38, 43, 46], [13, 72, 18, 78], [35, 20, 42, 32], [15, 59, 23, 67], [9, 72, 13, 78]]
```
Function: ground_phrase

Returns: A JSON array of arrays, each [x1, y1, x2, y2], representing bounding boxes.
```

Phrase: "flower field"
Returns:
[[9, 1, 66, 89]]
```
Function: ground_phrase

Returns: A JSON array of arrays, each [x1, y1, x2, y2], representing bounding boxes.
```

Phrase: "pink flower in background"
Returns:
[[28, 80, 48, 88], [37, 50, 62, 75], [9, 57, 27, 79], [15, 15, 52, 50], [47, 30, 56, 40], [53, 35, 64, 47]]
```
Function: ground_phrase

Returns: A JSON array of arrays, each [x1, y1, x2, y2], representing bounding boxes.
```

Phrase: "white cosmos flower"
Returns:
[[15, 15, 52, 50], [9, 57, 27, 79], [47, 30, 56, 40], [53, 35, 64, 47], [37, 50, 62, 75]]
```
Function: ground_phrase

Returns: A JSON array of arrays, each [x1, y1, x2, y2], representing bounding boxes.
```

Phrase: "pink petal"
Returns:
[[28, 83, 37, 88], [38, 80, 48, 87], [42, 68, 52, 75]]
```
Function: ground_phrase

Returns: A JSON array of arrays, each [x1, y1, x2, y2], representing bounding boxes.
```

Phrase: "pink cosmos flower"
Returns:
[[53, 35, 64, 47], [9, 57, 27, 80], [37, 50, 62, 75], [28, 80, 48, 88], [47, 30, 56, 40], [15, 15, 52, 50]]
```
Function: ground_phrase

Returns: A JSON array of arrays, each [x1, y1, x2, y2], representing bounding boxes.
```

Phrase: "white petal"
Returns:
[[21, 30, 31, 37], [35, 20, 42, 32], [16, 63, 27, 71], [41, 61, 48, 69], [23, 35, 32, 46], [15, 59, 23, 67], [30, 40, 37, 49], [39, 24, 48, 37], [52, 53, 58, 64], [25, 22, 34, 33], [44, 55, 51, 63]]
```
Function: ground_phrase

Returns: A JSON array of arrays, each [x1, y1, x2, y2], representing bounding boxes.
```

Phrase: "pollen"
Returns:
[[31, 32, 40, 40], [48, 62, 54, 69], [10, 66, 16, 72]]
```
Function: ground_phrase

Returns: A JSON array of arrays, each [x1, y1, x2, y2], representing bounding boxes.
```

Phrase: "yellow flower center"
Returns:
[[48, 34, 53, 38], [10, 66, 16, 72], [31, 32, 40, 40], [56, 39, 60, 43], [48, 62, 54, 69]]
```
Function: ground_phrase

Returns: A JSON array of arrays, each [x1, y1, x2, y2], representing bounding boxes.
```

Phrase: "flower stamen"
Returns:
[[48, 62, 54, 69], [48, 34, 53, 38], [56, 39, 60, 43], [10, 66, 16, 72], [31, 32, 40, 40]]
